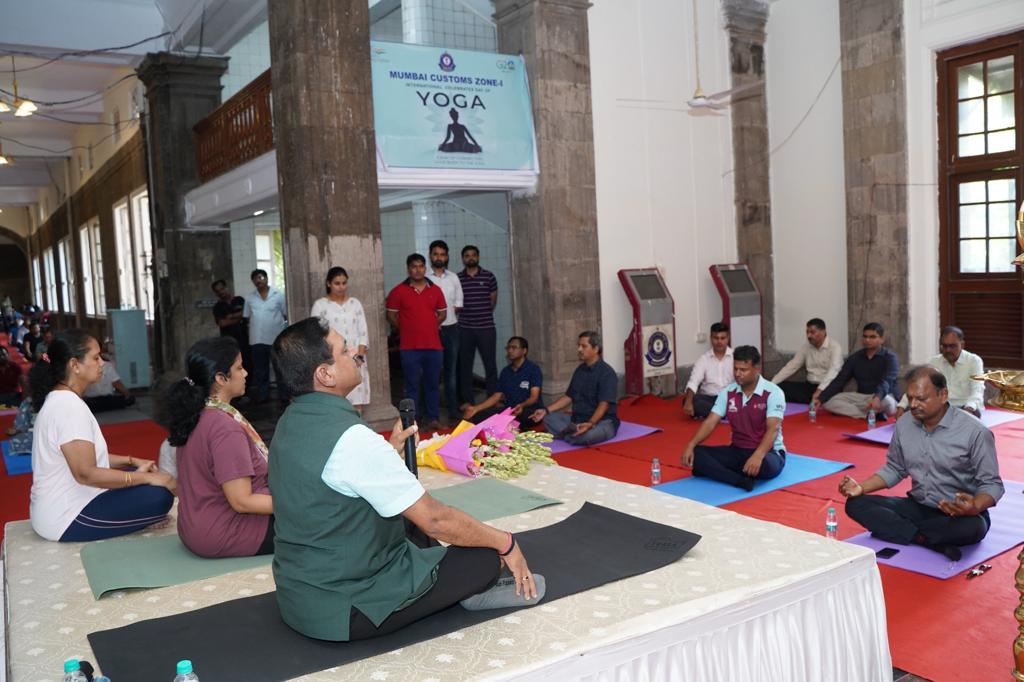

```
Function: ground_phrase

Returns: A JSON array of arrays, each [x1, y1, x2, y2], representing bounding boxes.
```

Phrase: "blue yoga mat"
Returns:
[[654, 453, 853, 506], [2, 439, 32, 475]]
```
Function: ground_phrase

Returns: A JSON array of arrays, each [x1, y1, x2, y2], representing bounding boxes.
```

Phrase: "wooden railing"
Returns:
[[194, 69, 274, 183]]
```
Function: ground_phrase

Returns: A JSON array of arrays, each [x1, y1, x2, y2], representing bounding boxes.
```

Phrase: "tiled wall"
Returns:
[[401, 0, 497, 50], [380, 208, 417, 292], [221, 21, 271, 101], [372, 7, 404, 42]]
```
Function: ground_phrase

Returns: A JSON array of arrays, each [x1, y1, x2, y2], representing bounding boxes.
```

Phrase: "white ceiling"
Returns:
[[0, 0, 269, 215]]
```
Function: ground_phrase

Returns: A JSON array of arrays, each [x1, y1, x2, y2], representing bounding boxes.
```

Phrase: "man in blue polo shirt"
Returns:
[[680, 345, 787, 491], [461, 336, 543, 429], [457, 245, 499, 405], [531, 331, 619, 446]]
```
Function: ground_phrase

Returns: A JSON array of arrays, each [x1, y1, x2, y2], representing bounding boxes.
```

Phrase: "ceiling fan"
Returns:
[[687, 0, 763, 112]]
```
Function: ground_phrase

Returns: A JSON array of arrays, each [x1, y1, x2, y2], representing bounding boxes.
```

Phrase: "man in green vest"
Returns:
[[269, 317, 541, 642]]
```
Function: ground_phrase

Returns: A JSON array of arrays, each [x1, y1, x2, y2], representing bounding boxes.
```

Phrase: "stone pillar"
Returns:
[[495, 0, 601, 400], [137, 54, 231, 378], [268, 0, 397, 428], [722, 0, 777, 361], [839, 0, 909, 359]]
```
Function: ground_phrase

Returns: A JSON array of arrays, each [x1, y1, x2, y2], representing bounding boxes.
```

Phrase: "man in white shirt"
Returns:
[[771, 318, 844, 404], [895, 326, 984, 418], [426, 240, 464, 422], [243, 268, 288, 403], [82, 358, 136, 412], [682, 322, 733, 419]]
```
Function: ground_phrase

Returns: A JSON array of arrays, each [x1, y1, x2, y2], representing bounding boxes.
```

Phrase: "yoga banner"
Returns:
[[370, 41, 538, 171]]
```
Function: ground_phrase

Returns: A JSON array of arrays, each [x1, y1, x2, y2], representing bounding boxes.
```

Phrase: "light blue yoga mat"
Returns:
[[653, 453, 853, 506]]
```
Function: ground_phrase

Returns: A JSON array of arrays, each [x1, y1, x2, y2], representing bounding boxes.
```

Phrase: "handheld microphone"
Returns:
[[398, 398, 418, 476]]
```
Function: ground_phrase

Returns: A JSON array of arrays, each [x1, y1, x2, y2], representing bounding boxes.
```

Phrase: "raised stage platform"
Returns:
[[3, 464, 890, 681]]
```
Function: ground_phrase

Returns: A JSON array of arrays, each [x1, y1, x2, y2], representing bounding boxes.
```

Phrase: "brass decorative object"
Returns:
[[973, 370, 1024, 411]]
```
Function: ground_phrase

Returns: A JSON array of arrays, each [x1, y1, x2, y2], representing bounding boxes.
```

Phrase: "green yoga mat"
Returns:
[[80, 479, 561, 599], [80, 535, 272, 600], [428, 476, 562, 521]]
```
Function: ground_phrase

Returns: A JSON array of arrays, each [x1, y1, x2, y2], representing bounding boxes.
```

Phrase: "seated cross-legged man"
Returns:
[[530, 331, 619, 447], [840, 366, 1002, 561], [894, 325, 983, 419], [815, 322, 899, 420], [682, 323, 733, 419], [680, 345, 786, 491], [269, 318, 543, 643], [461, 336, 543, 430], [770, 317, 843, 404]]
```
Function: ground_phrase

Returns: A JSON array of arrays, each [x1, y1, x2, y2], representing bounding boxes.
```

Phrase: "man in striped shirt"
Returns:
[[457, 245, 499, 405]]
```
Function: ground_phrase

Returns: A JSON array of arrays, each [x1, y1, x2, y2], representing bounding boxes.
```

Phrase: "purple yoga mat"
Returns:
[[846, 480, 1024, 578], [547, 421, 661, 454], [843, 408, 1024, 445]]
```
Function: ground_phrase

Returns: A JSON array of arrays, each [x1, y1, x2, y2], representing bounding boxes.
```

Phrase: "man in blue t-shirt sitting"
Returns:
[[461, 336, 544, 429], [531, 331, 620, 446]]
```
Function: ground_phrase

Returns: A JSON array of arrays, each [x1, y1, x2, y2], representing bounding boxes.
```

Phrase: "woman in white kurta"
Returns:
[[311, 266, 370, 410]]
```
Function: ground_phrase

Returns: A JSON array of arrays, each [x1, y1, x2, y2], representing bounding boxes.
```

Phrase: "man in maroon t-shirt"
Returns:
[[386, 253, 448, 429], [680, 345, 787, 491], [0, 346, 27, 406]]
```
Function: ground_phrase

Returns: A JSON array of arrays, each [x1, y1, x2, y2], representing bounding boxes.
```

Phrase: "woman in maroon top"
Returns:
[[160, 337, 273, 557]]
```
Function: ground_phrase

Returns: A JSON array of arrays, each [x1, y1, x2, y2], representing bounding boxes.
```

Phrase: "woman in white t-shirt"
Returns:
[[310, 266, 370, 411], [28, 329, 176, 542]]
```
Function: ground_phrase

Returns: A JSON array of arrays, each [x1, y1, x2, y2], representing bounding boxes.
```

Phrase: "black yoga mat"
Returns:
[[88, 502, 701, 681]]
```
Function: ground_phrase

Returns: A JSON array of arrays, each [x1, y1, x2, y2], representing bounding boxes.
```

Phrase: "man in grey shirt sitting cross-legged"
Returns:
[[838, 366, 1003, 561]]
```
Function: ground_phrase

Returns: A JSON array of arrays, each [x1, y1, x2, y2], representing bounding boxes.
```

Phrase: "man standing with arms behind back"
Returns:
[[457, 245, 499, 406], [243, 269, 288, 403], [212, 279, 251, 377], [426, 240, 463, 424]]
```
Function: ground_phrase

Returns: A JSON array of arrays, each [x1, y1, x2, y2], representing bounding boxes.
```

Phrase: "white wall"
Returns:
[[766, 0, 848, 354], [589, 0, 736, 373], [221, 20, 271, 101], [904, 0, 1024, 363]]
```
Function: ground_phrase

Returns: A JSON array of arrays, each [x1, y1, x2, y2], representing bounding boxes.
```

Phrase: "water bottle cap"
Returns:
[[64, 659, 80, 673], [177, 660, 193, 675], [652, 457, 660, 464], [828, 507, 835, 513]]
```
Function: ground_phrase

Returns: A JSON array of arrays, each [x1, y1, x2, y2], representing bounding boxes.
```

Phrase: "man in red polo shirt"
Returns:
[[387, 253, 448, 430]]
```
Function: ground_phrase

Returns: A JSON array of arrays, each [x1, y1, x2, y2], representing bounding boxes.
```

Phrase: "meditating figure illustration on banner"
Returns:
[[438, 108, 482, 153]]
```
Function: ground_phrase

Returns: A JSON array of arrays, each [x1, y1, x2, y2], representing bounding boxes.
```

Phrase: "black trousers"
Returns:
[[83, 394, 134, 413], [845, 494, 991, 546], [686, 393, 717, 419], [457, 326, 498, 404], [348, 545, 501, 640], [469, 405, 542, 430], [692, 445, 786, 488], [777, 380, 819, 405]]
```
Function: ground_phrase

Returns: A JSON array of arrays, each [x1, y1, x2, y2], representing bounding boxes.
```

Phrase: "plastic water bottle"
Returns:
[[808, 402, 817, 423], [651, 457, 662, 486], [63, 659, 87, 682], [174, 660, 200, 681], [866, 409, 877, 429], [825, 507, 838, 539]]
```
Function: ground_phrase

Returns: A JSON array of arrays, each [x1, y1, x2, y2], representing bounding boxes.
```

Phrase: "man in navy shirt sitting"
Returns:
[[461, 336, 544, 429], [531, 331, 620, 446]]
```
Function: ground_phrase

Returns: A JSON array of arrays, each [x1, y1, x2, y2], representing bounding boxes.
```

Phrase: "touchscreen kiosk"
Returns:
[[618, 268, 677, 396], [708, 263, 762, 352]]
